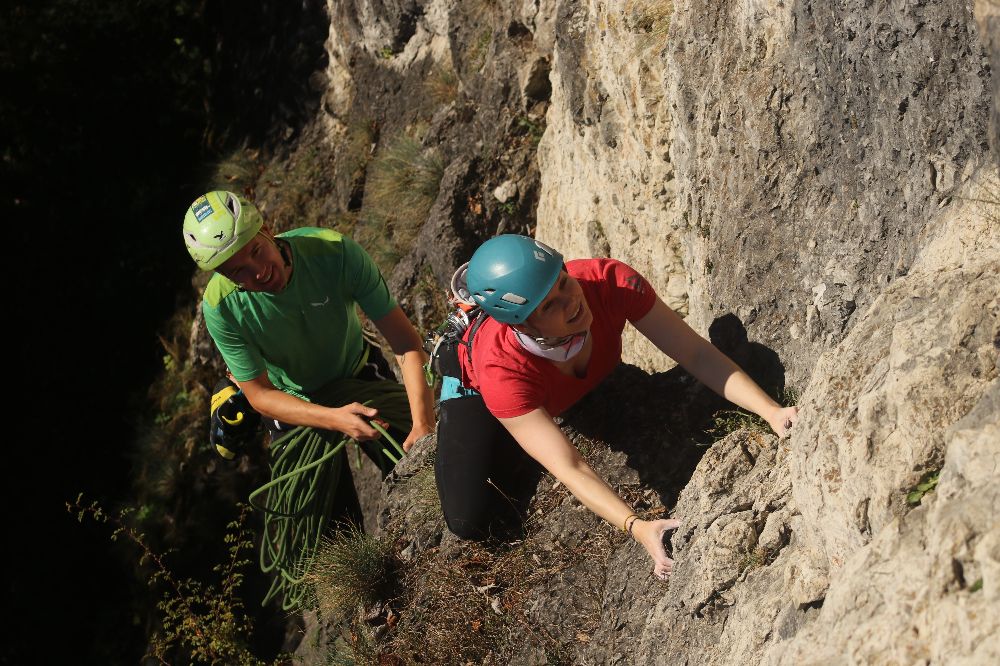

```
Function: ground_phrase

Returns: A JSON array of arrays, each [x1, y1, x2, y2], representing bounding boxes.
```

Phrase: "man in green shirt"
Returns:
[[183, 190, 435, 456]]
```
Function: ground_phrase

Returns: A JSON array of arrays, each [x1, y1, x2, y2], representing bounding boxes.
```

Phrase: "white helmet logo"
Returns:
[[533, 250, 546, 261]]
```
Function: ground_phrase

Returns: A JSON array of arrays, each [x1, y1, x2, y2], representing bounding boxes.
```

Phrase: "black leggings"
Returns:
[[434, 343, 543, 540]]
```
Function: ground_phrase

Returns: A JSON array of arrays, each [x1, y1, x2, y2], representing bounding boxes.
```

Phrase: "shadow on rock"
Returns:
[[709, 313, 789, 399], [563, 313, 789, 511]]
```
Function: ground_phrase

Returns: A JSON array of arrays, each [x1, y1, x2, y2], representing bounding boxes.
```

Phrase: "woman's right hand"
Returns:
[[631, 517, 682, 580]]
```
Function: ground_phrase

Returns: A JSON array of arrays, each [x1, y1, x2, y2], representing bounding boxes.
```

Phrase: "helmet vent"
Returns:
[[225, 193, 241, 218], [500, 292, 527, 305], [534, 240, 554, 256]]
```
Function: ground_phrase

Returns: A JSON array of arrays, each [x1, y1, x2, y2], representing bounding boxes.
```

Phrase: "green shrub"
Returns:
[[70, 498, 275, 665]]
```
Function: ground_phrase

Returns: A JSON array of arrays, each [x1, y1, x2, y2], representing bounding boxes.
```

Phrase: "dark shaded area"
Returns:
[[565, 363, 718, 512], [1, 0, 327, 662], [708, 313, 788, 399]]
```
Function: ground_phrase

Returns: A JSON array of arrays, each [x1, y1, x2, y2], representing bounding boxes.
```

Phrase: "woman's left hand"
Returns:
[[766, 405, 799, 438]]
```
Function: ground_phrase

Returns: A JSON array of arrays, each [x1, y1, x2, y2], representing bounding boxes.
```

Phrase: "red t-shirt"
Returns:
[[459, 258, 657, 419]]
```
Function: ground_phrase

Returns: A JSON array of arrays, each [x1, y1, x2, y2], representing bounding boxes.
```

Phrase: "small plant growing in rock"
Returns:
[[304, 527, 399, 665], [516, 115, 545, 144], [624, 0, 674, 52], [467, 28, 493, 71], [738, 546, 767, 575], [363, 131, 445, 267], [367, 133, 444, 217], [702, 387, 799, 444], [304, 526, 398, 624], [906, 470, 940, 506], [425, 63, 459, 107], [703, 407, 768, 443]]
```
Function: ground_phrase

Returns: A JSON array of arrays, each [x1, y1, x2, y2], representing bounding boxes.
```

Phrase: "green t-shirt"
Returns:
[[202, 228, 396, 399]]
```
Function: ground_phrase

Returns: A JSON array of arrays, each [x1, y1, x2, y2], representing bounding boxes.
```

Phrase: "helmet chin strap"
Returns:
[[513, 329, 589, 362], [277, 238, 293, 269]]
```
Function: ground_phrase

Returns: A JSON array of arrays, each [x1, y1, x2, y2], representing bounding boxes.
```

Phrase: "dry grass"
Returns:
[[407, 466, 443, 524], [252, 140, 339, 232], [342, 117, 377, 178], [384, 541, 572, 664], [466, 28, 493, 72], [376, 480, 622, 664], [361, 130, 444, 268], [624, 0, 674, 52], [207, 146, 261, 192], [304, 526, 398, 625], [961, 165, 1000, 225], [424, 63, 459, 108], [366, 133, 444, 217]]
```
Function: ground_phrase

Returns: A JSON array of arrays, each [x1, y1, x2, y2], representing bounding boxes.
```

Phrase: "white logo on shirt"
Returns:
[[310, 296, 330, 307]]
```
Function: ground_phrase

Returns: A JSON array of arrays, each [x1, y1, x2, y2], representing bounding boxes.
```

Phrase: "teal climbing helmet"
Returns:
[[466, 234, 564, 324], [182, 191, 264, 271]]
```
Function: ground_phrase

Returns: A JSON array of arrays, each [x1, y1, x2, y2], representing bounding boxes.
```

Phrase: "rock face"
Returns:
[[273, 0, 999, 662], [632, 187, 1000, 665]]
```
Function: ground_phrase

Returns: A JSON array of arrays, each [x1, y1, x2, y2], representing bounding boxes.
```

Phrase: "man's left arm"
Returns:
[[372, 306, 436, 451]]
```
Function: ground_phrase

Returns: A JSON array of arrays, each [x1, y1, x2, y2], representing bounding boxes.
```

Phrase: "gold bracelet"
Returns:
[[625, 515, 640, 535], [622, 513, 638, 532]]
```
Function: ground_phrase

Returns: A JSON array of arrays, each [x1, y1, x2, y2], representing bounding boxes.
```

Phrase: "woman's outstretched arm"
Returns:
[[501, 408, 681, 579], [633, 297, 799, 436]]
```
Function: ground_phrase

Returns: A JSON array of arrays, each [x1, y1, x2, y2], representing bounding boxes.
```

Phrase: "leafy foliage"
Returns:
[[69, 497, 278, 665], [906, 470, 940, 506]]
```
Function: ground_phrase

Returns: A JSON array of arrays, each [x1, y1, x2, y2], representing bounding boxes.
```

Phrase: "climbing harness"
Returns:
[[422, 262, 485, 400]]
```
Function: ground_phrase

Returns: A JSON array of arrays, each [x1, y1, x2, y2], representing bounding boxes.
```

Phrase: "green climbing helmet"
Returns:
[[182, 191, 263, 271], [466, 234, 563, 324]]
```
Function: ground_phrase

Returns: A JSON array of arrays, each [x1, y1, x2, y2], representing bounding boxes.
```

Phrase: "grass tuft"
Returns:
[[424, 63, 460, 107], [624, 0, 674, 52], [304, 526, 398, 625], [959, 165, 1000, 225], [361, 131, 444, 268]]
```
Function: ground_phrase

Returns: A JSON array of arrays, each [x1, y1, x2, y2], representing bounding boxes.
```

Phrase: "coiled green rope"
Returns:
[[248, 378, 411, 610]]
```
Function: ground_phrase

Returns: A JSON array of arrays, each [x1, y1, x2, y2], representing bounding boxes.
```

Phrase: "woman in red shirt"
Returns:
[[434, 235, 798, 579]]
